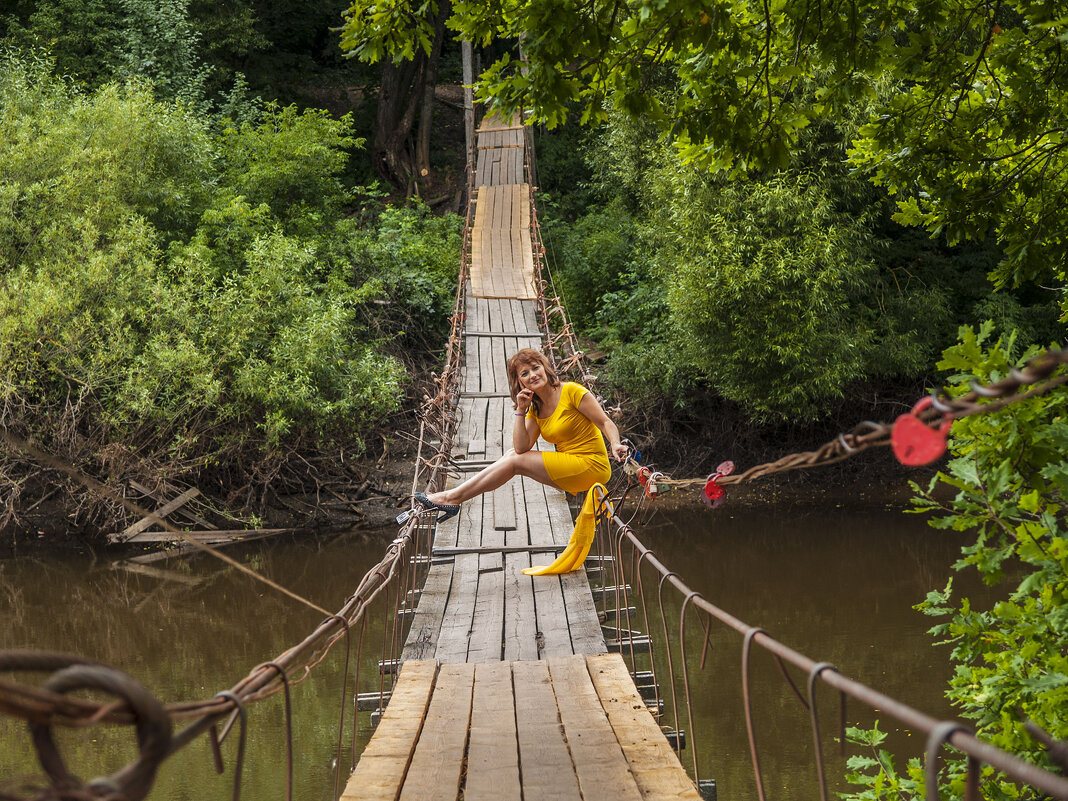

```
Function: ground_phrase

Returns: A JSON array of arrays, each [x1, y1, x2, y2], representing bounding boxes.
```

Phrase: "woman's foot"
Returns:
[[414, 492, 461, 522]]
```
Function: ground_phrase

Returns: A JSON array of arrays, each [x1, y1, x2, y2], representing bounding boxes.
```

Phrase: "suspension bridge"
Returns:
[[2, 111, 1068, 801], [341, 115, 699, 801]]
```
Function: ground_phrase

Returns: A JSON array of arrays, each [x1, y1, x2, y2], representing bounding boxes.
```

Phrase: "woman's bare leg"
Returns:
[[426, 450, 557, 505]]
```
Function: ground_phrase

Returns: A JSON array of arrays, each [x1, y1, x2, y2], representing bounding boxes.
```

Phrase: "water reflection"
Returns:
[[0, 505, 982, 800], [626, 503, 984, 800], [0, 532, 395, 801]]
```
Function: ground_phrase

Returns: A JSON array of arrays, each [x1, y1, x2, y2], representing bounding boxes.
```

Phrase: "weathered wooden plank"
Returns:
[[454, 397, 476, 458], [455, 489, 485, 550], [549, 655, 644, 801], [129, 480, 216, 530], [463, 330, 543, 338], [465, 661, 522, 801], [467, 526, 505, 663], [398, 663, 475, 801], [503, 482, 540, 662], [478, 326, 494, 393], [495, 295, 514, 333], [434, 493, 484, 661], [467, 397, 489, 454], [544, 488, 608, 655], [433, 552, 479, 662], [116, 487, 200, 542], [340, 660, 438, 801], [519, 299, 538, 332], [485, 396, 505, 460], [525, 480, 574, 658], [401, 563, 453, 660], [490, 326, 508, 394], [492, 482, 516, 532], [490, 149, 501, 186], [511, 149, 524, 184], [586, 653, 703, 801], [120, 528, 288, 542], [561, 568, 609, 655], [513, 661, 583, 799], [432, 545, 563, 556]]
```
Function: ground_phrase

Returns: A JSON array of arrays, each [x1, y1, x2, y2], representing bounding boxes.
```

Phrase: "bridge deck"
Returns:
[[342, 115, 700, 801], [342, 654, 700, 801]]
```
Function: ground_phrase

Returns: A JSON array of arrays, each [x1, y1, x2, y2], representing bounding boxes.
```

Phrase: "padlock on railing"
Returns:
[[702, 460, 735, 509], [891, 397, 952, 466], [637, 466, 652, 487], [645, 471, 664, 499]]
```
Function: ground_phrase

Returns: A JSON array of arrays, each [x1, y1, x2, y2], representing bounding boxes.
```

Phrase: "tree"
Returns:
[[339, 0, 452, 189], [340, 0, 1068, 290]]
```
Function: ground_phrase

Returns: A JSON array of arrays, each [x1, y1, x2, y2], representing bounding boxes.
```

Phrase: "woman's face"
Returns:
[[517, 360, 547, 390]]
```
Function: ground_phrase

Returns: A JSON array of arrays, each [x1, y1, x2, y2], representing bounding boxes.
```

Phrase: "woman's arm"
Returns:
[[577, 392, 628, 462], [513, 388, 540, 453]]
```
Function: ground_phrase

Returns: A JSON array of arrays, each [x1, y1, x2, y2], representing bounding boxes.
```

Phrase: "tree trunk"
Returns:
[[373, 56, 424, 185], [415, 0, 451, 179]]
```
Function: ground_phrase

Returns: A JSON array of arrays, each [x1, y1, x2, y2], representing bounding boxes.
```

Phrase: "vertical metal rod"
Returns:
[[741, 627, 768, 801]]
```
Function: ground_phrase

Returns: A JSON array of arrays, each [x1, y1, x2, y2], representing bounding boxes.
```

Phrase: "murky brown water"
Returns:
[[0, 503, 985, 800]]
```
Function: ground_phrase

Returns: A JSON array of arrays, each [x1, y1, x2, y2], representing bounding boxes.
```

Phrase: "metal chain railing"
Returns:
[[587, 493, 1068, 801], [612, 346, 1067, 506]]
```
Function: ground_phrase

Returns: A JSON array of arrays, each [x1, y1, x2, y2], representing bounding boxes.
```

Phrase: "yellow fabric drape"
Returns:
[[523, 484, 612, 576]]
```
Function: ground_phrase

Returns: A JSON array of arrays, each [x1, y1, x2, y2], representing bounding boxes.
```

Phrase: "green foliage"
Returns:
[[346, 203, 462, 348], [650, 169, 909, 421], [842, 723, 924, 800], [340, 0, 1068, 292], [218, 103, 363, 235], [541, 110, 977, 421], [115, 0, 211, 109], [841, 324, 1068, 800], [1, 0, 125, 86], [338, 0, 442, 63], [0, 53, 214, 254], [3, 0, 211, 107], [0, 55, 459, 508]]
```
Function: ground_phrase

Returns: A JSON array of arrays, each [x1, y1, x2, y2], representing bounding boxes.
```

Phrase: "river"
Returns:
[[0, 501, 983, 800]]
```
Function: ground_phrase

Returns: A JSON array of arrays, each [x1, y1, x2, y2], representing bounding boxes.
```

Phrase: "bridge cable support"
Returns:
[[614, 346, 1067, 507], [208, 691, 247, 801]]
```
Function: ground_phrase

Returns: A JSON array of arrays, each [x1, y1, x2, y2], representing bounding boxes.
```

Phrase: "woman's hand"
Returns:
[[609, 441, 629, 462], [516, 388, 534, 414]]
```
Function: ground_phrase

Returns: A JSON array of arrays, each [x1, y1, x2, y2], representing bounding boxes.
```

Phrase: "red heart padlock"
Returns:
[[702, 460, 735, 509], [703, 475, 725, 508], [891, 397, 952, 466]]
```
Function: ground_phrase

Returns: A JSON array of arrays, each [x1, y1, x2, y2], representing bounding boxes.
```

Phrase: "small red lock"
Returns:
[[637, 466, 652, 487], [891, 397, 952, 466], [702, 460, 735, 509]]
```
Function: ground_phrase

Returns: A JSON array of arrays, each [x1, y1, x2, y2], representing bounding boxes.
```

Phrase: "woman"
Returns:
[[417, 348, 627, 574]]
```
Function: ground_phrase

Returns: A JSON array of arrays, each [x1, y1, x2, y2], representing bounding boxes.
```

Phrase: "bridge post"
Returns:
[[462, 41, 475, 186]]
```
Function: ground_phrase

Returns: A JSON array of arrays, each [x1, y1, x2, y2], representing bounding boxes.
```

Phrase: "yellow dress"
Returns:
[[522, 382, 612, 576], [527, 382, 611, 493]]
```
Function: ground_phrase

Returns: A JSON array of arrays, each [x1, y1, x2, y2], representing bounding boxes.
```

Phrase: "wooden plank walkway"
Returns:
[[341, 655, 702, 801], [341, 114, 700, 801], [469, 115, 537, 299]]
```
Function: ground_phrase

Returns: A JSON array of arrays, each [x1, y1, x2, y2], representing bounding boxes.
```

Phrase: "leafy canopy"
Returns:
[[340, 0, 1068, 289]]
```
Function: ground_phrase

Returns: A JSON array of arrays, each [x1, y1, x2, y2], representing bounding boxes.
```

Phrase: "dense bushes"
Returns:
[[537, 111, 1062, 423], [0, 54, 460, 529]]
